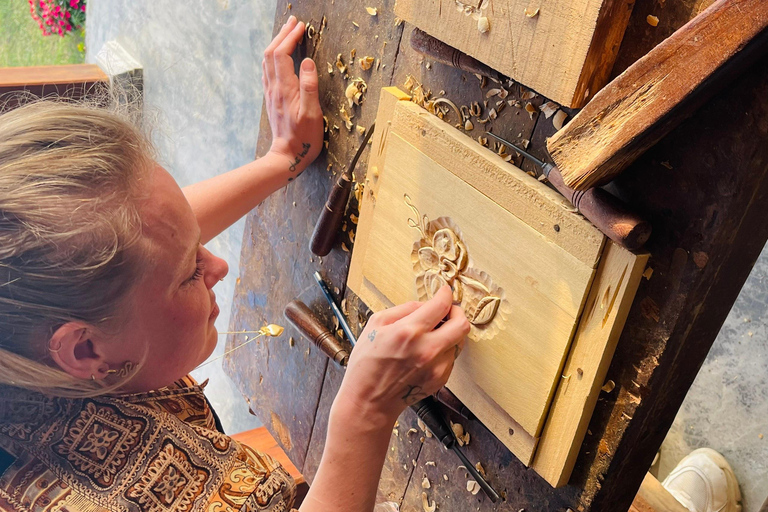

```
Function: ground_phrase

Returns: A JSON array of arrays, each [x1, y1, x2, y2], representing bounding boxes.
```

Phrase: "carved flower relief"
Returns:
[[407, 196, 502, 327]]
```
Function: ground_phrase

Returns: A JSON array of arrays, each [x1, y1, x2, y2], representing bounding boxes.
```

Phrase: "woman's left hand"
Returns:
[[262, 16, 324, 177]]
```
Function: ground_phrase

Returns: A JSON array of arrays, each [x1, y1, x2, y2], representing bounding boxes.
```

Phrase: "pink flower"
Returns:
[[65, 11, 70, 18], [80, 5, 85, 11]]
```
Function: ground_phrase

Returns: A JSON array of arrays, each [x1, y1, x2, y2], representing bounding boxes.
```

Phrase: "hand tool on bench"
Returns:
[[284, 273, 501, 502], [310, 124, 375, 257], [484, 131, 652, 249]]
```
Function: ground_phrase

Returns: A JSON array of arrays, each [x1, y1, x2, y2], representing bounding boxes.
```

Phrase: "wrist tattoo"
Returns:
[[288, 142, 312, 173], [401, 384, 428, 406], [368, 329, 377, 342]]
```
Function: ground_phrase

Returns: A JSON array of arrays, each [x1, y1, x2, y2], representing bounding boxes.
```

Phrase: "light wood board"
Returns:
[[393, 0, 636, 108], [348, 87, 647, 485]]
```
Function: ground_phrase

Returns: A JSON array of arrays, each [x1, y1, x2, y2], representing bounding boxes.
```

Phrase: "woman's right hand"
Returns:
[[335, 285, 470, 427]]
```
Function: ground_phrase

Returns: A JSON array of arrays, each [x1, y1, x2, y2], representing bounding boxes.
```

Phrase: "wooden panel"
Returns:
[[629, 473, 689, 512], [389, 100, 604, 268], [365, 132, 594, 439], [532, 241, 648, 486], [393, 0, 635, 108]]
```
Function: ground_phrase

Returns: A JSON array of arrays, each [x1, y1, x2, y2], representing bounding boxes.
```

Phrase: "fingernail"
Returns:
[[301, 58, 316, 71], [289, 15, 296, 23]]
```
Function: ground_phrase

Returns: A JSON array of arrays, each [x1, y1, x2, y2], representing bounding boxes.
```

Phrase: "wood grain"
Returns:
[[393, 0, 635, 107], [549, 0, 768, 190], [531, 241, 648, 487]]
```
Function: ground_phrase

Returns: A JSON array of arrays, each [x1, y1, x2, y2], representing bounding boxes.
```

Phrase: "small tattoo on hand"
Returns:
[[288, 142, 312, 172], [368, 329, 377, 342], [454, 344, 461, 360], [401, 384, 428, 406]]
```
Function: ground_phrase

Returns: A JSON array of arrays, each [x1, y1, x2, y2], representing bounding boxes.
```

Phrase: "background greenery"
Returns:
[[0, 1, 85, 67]]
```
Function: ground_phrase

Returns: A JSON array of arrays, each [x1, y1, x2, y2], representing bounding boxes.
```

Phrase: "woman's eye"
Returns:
[[188, 258, 205, 283]]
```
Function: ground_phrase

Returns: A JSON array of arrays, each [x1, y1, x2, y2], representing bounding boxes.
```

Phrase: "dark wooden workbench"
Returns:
[[225, 1, 768, 510]]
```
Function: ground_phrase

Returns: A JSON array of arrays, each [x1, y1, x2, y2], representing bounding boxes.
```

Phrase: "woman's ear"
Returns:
[[48, 322, 109, 380]]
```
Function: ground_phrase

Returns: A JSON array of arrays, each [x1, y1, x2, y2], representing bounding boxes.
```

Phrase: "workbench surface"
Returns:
[[225, 1, 768, 510]]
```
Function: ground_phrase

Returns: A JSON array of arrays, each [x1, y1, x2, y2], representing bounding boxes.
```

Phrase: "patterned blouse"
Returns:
[[0, 376, 298, 511]]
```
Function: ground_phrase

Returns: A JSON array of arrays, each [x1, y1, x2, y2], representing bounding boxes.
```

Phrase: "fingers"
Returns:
[[396, 285, 453, 333], [370, 301, 423, 327], [274, 21, 307, 82], [298, 58, 320, 119], [263, 16, 298, 86], [424, 305, 469, 352]]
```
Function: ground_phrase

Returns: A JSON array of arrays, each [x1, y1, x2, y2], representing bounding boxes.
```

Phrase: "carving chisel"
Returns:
[[486, 131, 652, 250], [311, 273, 501, 503], [310, 123, 375, 257]]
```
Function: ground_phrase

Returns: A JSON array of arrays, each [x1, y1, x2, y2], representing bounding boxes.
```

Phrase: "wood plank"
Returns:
[[531, 241, 649, 487], [360, 131, 595, 441], [549, 0, 768, 190], [629, 473, 689, 512], [231, 427, 305, 484], [0, 64, 107, 88], [393, 0, 635, 108], [389, 99, 604, 268]]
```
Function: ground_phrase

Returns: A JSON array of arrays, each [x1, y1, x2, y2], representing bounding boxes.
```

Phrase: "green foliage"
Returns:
[[0, 1, 85, 67]]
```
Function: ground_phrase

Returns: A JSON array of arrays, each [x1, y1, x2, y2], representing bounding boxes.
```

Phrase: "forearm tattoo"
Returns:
[[401, 384, 428, 406], [288, 142, 311, 174]]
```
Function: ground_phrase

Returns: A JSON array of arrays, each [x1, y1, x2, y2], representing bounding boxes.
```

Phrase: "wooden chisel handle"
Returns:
[[546, 165, 651, 250], [310, 174, 353, 257], [410, 27, 503, 80], [284, 300, 350, 366]]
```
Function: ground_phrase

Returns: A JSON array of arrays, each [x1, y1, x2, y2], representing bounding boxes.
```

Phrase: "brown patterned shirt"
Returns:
[[0, 376, 297, 511]]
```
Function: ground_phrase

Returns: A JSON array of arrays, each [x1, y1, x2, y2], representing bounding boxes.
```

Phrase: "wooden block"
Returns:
[[394, 0, 636, 107], [548, 0, 768, 190], [531, 241, 648, 486]]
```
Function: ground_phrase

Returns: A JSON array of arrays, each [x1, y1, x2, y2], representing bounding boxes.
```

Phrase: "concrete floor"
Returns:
[[86, 0, 277, 434], [86, 1, 768, 508], [660, 242, 768, 511]]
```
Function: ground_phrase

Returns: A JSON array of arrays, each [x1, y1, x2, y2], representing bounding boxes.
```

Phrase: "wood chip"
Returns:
[[422, 492, 436, 512], [520, 89, 537, 101], [486, 88, 502, 98], [422, 476, 431, 489], [464, 119, 474, 131], [540, 101, 559, 119], [366, 6, 378, 15], [524, 7, 540, 17], [643, 267, 654, 280], [552, 109, 568, 130], [467, 480, 480, 495], [524, 102, 538, 119], [601, 380, 616, 393], [647, 14, 659, 27], [477, 16, 490, 33], [359, 56, 375, 70]]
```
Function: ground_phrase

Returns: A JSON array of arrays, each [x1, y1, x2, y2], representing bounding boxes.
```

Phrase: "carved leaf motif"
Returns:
[[418, 247, 440, 271], [471, 296, 501, 325], [459, 275, 490, 298], [424, 271, 447, 299], [455, 241, 468, 271], [433, 229, 459, 260]]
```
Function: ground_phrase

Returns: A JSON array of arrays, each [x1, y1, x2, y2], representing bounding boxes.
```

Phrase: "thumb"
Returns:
[[299, 58, 320, 118]]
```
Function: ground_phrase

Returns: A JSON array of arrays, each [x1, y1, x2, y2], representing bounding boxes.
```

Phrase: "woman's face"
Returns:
[[110, 164, 229, 392]]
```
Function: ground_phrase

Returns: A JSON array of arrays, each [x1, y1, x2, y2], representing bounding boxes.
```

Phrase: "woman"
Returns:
[[0, 15, 468, 512]]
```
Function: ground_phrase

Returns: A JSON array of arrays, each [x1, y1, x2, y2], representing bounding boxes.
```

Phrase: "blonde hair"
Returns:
[[0, 95, 154, 397]]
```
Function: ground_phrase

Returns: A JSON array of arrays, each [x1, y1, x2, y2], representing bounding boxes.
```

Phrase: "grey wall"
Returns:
[[87, 0, 277, 433]]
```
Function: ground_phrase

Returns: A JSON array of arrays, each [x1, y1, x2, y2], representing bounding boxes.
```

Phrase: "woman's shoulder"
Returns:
[[0, 381, 297, 511]]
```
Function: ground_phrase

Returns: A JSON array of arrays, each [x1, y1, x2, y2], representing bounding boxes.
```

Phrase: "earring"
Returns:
[[106, 361, 135, 379], [48, 340, 62, 354], [91, 374, 96, 381], [220, 278, 224, 282]]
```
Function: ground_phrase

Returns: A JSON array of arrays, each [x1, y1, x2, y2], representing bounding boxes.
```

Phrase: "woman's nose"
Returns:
[[204, 252, 229, 288]]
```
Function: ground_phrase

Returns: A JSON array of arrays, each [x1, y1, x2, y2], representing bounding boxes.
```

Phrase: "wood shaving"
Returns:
[[601, 380, 616, 393], [443, 474, 448, 481], [467, 480, 480, 495], [477, 16, 490, 33], [335, 53, 347, 74], [552, 109, 568, 130], [356, 125, 366, 136], [366, 6, 378, 15], [352, 21, 360, 28], [470, 101, 481, 117], [360, 55, 375, 71], [464, 119, 474, 131], [426, 461, 436, 466], [524, 7, 540, 17], [498, 87, 509, 99], [486, 88, 502, 98], [488, 107, 497, 120], [340, 105, 354, 130], [521, 89, 537, 101], [477, 136, 488, 147], [475, 462, 486, 477], [524, 102, 537, 119], [422, 476, 431, 489], [647, 14, 659, 27], [643, 267, 654, 280], [540, 101, 559, 119], [422, 493, 436, 512]]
